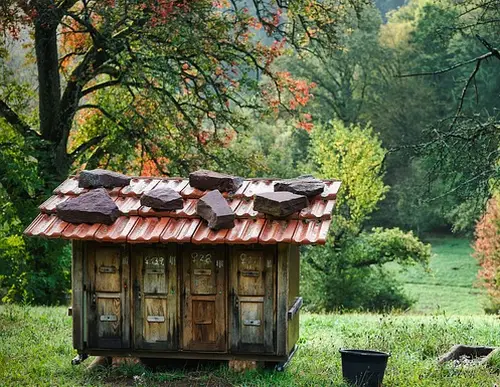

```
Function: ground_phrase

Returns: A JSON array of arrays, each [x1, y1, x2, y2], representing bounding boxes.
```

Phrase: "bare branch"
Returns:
[[398, 51, 493, 77]]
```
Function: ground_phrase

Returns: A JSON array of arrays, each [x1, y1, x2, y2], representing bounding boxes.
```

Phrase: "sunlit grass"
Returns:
[[1, 305, 499, 386], [388, 236, 487, 314]]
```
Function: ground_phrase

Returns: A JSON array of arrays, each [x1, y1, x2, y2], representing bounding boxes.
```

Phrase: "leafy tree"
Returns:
[[301, 120, 430, 312], [0, 0, 366, 303]]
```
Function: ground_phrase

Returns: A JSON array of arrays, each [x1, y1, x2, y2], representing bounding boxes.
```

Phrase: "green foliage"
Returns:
[[302, 228, 430, 312], [309, 120, 389, 226], [1, 305, 500, 386], [302, 120, 430, 312]]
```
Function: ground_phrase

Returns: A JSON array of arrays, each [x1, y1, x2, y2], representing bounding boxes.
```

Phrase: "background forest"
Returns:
[[1, 0, 499, 314]]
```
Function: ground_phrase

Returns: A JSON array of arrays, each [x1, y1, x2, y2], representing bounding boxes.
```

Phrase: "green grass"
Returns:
[[1, 305, 499, 386], [389, 236, 487, 315]]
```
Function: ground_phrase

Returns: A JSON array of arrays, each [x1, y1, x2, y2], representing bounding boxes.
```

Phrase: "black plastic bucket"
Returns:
[[339, 349, 390, 387]]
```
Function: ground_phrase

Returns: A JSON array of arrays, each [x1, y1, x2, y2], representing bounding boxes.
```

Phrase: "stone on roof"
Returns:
[[274, 175, 325, 197], [254, 191, 308, 217], [56, 188, 120, 224], [189, 169, 243, 192], [79, 169, 131, 189], [196, 190, 235, 230], [140, 186, 183, 211]]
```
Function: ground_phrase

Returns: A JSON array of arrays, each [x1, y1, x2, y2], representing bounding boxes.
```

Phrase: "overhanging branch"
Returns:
[[70, 134, 107, 160], [0, 99, 39, 138]]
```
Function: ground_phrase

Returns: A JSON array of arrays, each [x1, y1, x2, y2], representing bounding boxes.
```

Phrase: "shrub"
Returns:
[[301, 120, 430, 312], [473, 197, 500, 314]]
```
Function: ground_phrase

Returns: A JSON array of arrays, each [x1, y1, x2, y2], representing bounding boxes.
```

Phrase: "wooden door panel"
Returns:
[[87, 244, 129, 349], [190, 252, 216, 295], [97, 296, 121, 342], [144, 298, 169, 343], [192, 300, 216, 343], [240, 300, 264, 345], [238, 253, 265, 296], [95, 248, 121, 292], [182, 246, 226, 352], [133, 245, 178, 350], [230, 247, 275, 354]]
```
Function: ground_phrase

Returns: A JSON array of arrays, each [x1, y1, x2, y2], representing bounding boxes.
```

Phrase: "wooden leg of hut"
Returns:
[[111, 357, 142, 367], [87, 356, 111, 370], [228, 360, 259, 372]]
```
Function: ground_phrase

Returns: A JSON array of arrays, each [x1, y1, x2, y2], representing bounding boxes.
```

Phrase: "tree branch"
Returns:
[[0, 99, 38, 138], [398, 51, 493, 77], [70, 134, 107, 160], [82, 79, 121, 96]]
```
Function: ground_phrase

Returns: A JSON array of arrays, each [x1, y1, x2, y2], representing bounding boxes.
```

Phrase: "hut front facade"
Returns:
[[24, 171, 340, 367]]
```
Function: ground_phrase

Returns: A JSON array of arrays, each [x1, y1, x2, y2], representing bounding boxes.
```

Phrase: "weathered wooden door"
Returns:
[[230, 247, 275, 353], [132, 245, 178, 350], [86, 243, 130, 349], [182, 246, 226, 352]]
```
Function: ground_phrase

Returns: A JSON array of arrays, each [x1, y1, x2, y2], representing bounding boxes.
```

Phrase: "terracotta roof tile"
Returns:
[[120, 178, 160, 197], [114, 196, 142, 215], [299, 199, 336, 219], [230, 198, 263, 218], [39, 195, 71, 214], [180, 183, 206, 199], [26, 176, 338, 244], [128, 217, 170, 243], [161, 218, 201, 243], [225, 219, 265, 244], [42, 217, 69, 238], [321, 180, 341, 199], [24, 214, 57, 237], [62, 222, 100, 240], [241, 179, 275, 198], [156, 179, 189, 194], [95, 216, 139, 243], [259, 220, 298, 244], [192, 223, 229, 244], [53, 177, 87, 195], [231, 180, 250, 197], [292, 219, 331, 245]]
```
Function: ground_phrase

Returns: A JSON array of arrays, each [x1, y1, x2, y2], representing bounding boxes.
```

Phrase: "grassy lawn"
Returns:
[[1, 305, 499, 386], [390, 236, 487, 315]]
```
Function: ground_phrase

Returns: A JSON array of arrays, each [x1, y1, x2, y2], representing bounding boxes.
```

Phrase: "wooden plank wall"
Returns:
[[276, 244, 289, 356], [287, 245, 300, 353], [72, 240, 84, 351]]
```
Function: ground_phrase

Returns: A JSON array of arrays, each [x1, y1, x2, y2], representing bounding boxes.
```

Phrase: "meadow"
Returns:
[[0, 305, 499, 386], [1, 237, 498, 386], [390, 236, 487, 315]]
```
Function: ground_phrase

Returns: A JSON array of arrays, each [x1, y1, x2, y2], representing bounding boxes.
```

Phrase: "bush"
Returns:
[[301, 227, 428, 312], [301, 120, 430, 312], [473, 197, 500, 314]]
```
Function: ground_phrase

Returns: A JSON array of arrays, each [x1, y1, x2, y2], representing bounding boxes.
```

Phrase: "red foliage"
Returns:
[[473, 197, 500, 307]]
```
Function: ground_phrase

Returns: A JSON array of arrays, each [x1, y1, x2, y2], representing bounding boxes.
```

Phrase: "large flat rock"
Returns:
[[79, 169, 131, 189], [254, 191, 308, 217], [189, 169, 243, 192], [196, 190, 235, 229], [274, 175, 325, 197], [140, 186, 183, 210], [56, 188, 120, 224]]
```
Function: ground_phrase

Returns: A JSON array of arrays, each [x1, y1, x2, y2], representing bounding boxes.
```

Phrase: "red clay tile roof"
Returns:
[[25, 176, 340, 245]]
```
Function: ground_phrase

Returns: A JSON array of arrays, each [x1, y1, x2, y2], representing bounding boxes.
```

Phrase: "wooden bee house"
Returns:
[[24, 173, 339, 368]]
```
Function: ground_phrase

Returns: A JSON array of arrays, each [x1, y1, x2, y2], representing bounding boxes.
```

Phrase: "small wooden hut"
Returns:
[[24, 170, 339, 369]]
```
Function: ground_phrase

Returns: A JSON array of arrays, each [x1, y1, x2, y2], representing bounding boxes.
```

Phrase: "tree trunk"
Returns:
[[34, 10, 61, 143], [34, 3, 72, 180]]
